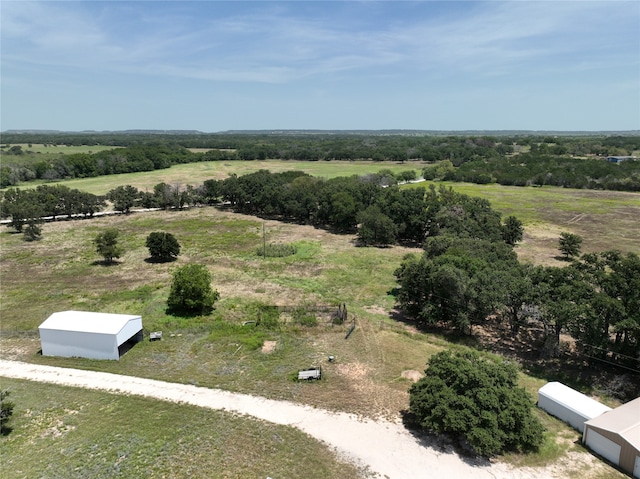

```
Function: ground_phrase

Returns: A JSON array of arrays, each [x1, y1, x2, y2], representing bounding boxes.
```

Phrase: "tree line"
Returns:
[[2, 133, 638, 190], [95, 169, 521, 248], [394, 231, 640, 370], [425, 153, 640, 191]]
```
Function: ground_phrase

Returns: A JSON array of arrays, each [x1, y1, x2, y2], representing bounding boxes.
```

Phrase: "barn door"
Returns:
[[585, 428, 621, 466]]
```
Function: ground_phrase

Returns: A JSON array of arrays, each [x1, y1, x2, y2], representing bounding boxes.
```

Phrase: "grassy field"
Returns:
[[404, 181, 640, 265], [2, 159, 428, 195], [2, 143, 120, 155], [0, 378, 363, 479], [1, 165, 635, 477]]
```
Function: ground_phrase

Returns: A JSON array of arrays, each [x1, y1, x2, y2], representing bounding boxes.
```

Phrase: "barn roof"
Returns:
[[538, 381, 612, 419], [584, 397, 640, 450], [39, 311, 141, 335]]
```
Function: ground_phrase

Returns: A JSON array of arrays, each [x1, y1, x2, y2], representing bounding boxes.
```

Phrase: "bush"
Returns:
[[167, 264, 219, 315], [94, 228, 123, 264], [409, 350, 544, 456], [256, 304, 280, 329], [146, 231, 181, 262], [256, 242, 297, 258], [1, 389, 14, 434]]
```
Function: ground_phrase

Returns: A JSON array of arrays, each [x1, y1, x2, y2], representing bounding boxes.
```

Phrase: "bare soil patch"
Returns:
[[401, 370, 422, 382], [261, 340, 277, 353]]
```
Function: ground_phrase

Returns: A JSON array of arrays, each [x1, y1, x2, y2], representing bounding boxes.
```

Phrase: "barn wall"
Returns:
[[115, 317, 143, 346], [538, 394, 590, 433], [584, 424, 639, 477], [40, 329, 118, 360]]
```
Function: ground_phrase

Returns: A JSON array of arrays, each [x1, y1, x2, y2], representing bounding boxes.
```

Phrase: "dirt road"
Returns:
[[0, 359, 560, 478]]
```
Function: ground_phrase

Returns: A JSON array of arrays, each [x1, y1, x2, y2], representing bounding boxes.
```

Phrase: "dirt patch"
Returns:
[[262, 340, 277, 354], [363, 305, 388, 316], [335, 362, 369, 380], [401, 370, 422, 382]]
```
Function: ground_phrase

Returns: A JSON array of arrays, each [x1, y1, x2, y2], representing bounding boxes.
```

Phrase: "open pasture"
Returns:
[[0, 206, 438, 418], [9, 159, 428, 195], [404, 181, 640, 264]]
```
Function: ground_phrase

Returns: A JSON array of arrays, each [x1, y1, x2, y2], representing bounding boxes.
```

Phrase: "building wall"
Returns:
[[538, 394, 590, 433], [584, 424, 639, 477], [115, 317, 143, 346], [40, 329, 118, 360]]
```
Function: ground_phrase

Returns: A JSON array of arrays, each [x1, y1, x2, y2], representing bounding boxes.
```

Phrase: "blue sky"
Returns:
[[1, 1, 639, 132]]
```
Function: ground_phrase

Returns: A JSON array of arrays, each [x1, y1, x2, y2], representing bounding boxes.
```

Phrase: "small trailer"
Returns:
[[298, 367, 322, 380]]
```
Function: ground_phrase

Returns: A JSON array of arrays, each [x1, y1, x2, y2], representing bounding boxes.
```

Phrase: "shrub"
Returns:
[[167, 264, 219, 315], [94, 228, 123, 264], [256, 242, 297, 257], [1, 389, 14, 434], [146, 231, 181, 262]]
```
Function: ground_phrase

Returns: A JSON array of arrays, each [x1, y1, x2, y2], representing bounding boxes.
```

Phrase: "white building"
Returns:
[[537, 381, 611, 433], [39, 311, 143, 360]]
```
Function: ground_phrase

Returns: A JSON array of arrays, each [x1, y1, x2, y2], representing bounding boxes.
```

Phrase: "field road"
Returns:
[[1, 359, 559, 479]]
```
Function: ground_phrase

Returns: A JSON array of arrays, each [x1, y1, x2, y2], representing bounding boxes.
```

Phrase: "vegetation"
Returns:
[[146, 232, 181, 262], [558, 232, 583, 260], [409, 350, 544, 456], [2, 132, 639, 191], [0, 185, 104, 227], [1, 389, 15, 434], [94, 228, 123, 264], [167, 264, 219, 315], [256, 242, 297, 257]]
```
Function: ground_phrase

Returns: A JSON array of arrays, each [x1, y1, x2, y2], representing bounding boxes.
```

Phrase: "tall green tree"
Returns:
[[502, 216, 524, 246], [409, 350, 544, 456], [94, 229, 123, 264], [167, 264, 219, 315], [107, 185, 140, 214], [356, 205, 397, 246]]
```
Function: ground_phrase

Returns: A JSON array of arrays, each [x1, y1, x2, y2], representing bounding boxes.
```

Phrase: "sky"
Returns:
[[1, 1, 639, 132]]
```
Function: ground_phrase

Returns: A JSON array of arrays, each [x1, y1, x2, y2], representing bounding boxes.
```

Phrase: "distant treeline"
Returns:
[[424, 154, 640, 190], [1, 133, 639, 190]]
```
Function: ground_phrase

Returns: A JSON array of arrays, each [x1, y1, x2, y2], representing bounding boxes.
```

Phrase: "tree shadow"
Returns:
[[144, 257, 178, 264], [165, 307, 213, 318], [400, 410, 494, 467], [0, 425, 13, 436], [91, 259, 121, 267]]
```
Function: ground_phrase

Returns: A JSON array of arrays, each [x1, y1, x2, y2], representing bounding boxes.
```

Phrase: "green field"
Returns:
[[3, 159, 427, 195], [2, 143, 120, 155], [404, 181, 640, 263]]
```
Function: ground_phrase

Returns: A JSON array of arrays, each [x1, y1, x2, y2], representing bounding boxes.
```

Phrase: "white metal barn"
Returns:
[[583, 397, 640, 478], [537, 381, 611, 433], [39, 311, 143, 360]]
